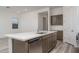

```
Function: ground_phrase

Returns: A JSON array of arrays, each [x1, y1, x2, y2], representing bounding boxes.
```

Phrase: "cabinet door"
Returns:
[[48, 33, 57, 52], [57, 31, 63, 41], [47, 37, 51, 51], [42, 33, 57, 53], [53, 33, 57, 48], [51, 15, 63, 25], [42, 36, 49, 53], [48, 34, 53, 52]]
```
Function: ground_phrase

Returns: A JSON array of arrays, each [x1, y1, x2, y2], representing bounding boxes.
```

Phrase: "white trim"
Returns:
[[8, 38, 12, 53]]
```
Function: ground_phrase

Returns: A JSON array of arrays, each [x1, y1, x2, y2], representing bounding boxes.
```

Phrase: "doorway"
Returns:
[[38, 11, 48, 31]]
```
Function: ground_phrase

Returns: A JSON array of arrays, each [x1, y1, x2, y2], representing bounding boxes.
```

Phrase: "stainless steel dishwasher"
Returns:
[[28, 37, 42, 53]]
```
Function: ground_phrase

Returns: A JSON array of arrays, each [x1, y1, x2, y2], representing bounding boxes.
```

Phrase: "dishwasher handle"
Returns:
[[28, 38, 40, 44]]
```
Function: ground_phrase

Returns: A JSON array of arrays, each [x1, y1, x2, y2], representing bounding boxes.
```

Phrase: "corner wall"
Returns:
[[50, 7, 63, 31], [0, 10, 18, 38]]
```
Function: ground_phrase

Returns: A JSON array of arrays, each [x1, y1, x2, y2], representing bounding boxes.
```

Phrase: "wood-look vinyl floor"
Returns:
[[1, 40, 79, 53], [29, 40, 79, 53], [50, 40, 79, 53]]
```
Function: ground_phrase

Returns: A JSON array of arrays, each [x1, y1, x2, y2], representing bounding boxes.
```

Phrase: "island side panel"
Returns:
[[8, 38, 12, 53], [12, 39, 29, 53]]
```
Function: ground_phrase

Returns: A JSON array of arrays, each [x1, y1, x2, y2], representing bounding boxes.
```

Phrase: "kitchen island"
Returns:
[[5, 31, 57, 53]]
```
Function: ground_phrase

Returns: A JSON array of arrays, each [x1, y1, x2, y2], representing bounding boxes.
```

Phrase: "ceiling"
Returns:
[[0, 6, 61, 14]]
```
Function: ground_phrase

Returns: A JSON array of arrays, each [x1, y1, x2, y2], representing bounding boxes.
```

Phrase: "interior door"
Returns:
[[63, 7, 76, 46], [43, 17, 48, 30]]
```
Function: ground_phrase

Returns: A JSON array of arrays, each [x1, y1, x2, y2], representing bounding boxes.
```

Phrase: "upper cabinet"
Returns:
[[51, 14, 63, 25]]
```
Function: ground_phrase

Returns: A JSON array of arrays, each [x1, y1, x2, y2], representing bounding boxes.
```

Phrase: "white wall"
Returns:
[[38, 12, 48, 31], [50, 7, 79, 46], [63, 6, 79, 46], [19, 11, 38, 32], [0, 10, 19, 52], [0, 10, 19, 38], [51, 7, 63, 15], [19, 8, 50, 32], [75, 7, 79, 33], [50, 7, 63, 31]]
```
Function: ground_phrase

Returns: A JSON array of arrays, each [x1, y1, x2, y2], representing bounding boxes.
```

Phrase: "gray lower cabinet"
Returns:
[[12, 32, 57, 53], [57, 31, 63, 41], [42, 33, 57, 53], [12, 39, 29, 53], [52, 33, 57, 48], [42, 36, 48, 53]]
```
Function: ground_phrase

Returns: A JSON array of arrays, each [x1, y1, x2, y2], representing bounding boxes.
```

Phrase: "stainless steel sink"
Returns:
[[36, 32, 46, 34]]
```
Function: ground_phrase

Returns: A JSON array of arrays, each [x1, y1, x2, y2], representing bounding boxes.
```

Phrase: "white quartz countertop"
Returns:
[[5, 31, 57, 41]]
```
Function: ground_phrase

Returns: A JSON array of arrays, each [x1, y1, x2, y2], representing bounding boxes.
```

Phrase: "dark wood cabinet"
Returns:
[[57, 31, 63, 41], [42, 32, 57, 53], [51, 14, 63, 25], [12, 39, 28, 53], [12, 32, 57, 53], [42, 36, 49, 53]]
